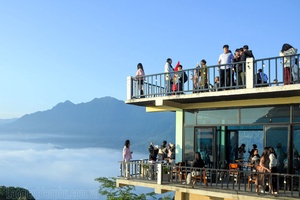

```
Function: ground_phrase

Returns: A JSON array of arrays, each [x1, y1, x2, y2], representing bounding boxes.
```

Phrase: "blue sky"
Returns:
[[0, 0, 299, 118]]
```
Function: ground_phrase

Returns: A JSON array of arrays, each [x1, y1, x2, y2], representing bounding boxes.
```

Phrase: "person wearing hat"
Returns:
[[218, 44, 234, 88]]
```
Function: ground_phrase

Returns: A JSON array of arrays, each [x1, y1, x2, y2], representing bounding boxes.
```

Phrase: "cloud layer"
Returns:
[[0, 140, 147, 200]]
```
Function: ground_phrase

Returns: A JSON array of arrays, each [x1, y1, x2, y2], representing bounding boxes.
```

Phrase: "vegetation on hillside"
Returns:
[[95, 177, 172, 200], [0, 186, 35, 200]]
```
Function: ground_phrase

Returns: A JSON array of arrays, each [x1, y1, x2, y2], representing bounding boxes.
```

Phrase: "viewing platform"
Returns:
[[126, 55, 300, 111]]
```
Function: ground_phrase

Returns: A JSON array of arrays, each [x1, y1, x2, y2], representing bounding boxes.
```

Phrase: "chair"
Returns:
[[248, 165, 259, 190], [172, 162, 186, 182], [229, 163, 239, 183], [191, 168, 207, 188]]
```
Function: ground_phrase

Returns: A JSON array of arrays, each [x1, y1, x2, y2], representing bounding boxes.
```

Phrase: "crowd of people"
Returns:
[[133, 43, 298, 97], [238, 143, 300, 194], [123, 139, 300, 192]]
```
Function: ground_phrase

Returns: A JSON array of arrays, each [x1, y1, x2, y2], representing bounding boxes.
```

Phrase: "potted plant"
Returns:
[[141, 163, 149, 177], [163, 166, 170, 181]]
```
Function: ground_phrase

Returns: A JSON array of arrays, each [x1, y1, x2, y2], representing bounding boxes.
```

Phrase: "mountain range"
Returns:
[[0, 96, 175, 153]]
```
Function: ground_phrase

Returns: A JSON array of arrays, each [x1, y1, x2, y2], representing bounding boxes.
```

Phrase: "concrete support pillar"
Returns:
[[174, 190, 185, 200], [246, 57, 254, 89], [175, 110, 183, 163], [127, 76, 133, 99], [157, 163, 162, 185]]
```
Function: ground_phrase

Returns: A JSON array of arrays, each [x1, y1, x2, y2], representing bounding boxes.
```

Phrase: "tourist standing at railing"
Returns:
[[192, 60, 208, 93], [218, 44, 234, 88], [280, 43, 298, 85], [269, 146, 278, 194], [233, 48, 242, 86], [148, 142, 158, 180], [257, 147, 271, 193], [239, 45, 254, 87], [198, 59, 208, 91], [167, 142, 175, 165], [135, 63, 145, 98], [240, 45, 255, 60], [193, 63, 200, 92], [164, 58, 174, 95], [174, 65, 188, 94], [158, 140, 168, 162], [123, 140, 132, 179]]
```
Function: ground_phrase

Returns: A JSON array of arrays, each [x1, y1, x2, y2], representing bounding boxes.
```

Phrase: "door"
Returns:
[[227, 130, 238, 164], [194, 127, 215, 168], [264, 125, 289, 173]]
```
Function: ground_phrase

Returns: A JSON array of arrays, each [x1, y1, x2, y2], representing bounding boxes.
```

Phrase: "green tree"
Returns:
[[0, 186, 35, 200], [95, 177, 172, 200]]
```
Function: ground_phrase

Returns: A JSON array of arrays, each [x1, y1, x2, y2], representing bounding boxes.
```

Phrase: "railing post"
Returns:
[[157, 163, 162, 185], [127, 76, 133, 99], [246, 57, 254, 89]]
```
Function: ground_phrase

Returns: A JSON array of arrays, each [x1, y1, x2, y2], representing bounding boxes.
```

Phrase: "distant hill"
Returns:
[[0, 97, 175, 153], [0, 118, 17, 125]]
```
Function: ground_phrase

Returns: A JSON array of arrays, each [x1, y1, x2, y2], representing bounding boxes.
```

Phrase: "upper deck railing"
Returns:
[[127, 54, 300, 100]]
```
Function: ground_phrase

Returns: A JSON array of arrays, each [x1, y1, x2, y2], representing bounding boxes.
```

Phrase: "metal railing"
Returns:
[[128, 54, 300, 99], [118, 160, 300, 198]]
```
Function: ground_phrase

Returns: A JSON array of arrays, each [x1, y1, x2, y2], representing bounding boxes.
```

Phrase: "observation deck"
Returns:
[[126, 55, 300, 112]]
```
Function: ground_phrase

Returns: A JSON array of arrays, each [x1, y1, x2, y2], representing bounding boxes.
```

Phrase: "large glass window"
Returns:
[[294, 105, 300, 122], [241, 106, 290, 124], [196, 109, 238, 125], [184, 111, 196, 125], [189, 106, 291, 126], [241, 107, 272, 124], [195, 127, 215, 168], [293, 125, 300, 174], [183, 127, 194, 162], [238, 130, 263, 160], [265, 125, 288, 173]]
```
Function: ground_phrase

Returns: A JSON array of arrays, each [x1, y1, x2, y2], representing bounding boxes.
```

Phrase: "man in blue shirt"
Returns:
[[218, 45, 234, 88]]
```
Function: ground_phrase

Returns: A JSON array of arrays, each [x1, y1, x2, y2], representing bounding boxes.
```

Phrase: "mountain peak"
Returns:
[[52, 100, 75, 110]]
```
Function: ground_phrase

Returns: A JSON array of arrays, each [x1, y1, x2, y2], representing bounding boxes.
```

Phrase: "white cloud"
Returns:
[[0, 140, 147, 200]]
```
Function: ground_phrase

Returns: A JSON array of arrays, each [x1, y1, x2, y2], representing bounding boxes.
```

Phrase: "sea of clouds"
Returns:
[[0, 136, 148, 200]]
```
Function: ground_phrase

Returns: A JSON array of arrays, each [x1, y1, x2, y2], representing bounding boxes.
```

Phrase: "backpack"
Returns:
[[184, 72, 188, 83]]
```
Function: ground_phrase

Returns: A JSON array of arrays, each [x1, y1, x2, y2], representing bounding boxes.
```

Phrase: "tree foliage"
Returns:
[[95, 177, 172, 200], [0, 186, 35, 200]]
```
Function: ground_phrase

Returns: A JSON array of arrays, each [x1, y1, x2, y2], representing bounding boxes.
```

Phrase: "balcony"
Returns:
[[117, 160, 300, 199], [126, 55, 300, 111]]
